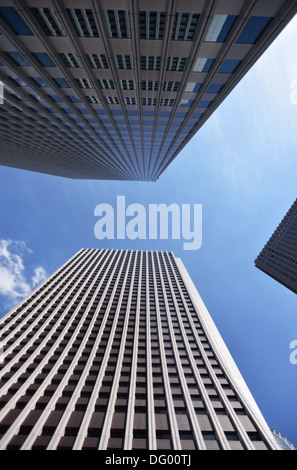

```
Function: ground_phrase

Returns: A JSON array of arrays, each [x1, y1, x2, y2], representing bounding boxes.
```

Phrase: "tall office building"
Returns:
[[255, 198, 297, 295], [0, 1, 296, 180], [0, 248, 278, 450]]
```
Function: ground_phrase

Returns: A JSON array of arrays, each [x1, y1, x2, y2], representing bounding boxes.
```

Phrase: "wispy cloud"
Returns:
[[32, 266, 47, 288], [0, 239, 47, 311]]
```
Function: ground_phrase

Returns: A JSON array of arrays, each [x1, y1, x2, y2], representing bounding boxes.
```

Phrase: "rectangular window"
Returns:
[[218, 59, 241, 74], [31, 77, 48, 87], [32, 52, 55, 67], [67, 8, 99, 37], [125, 97, 137, 105], [192, 58, 214, 73], [104, 10, 131, 38], [0, 7, 33, 35], [139, 11, 166, 39], [184, 82, 201, 92], [236, 16, 272, 44], [86, 96, 101, 104], [98, 79, 115, 90], [59, 53, 82, 68], [163, 81, 180, 92], [141, 56, 161, 71], [9, 76, 27, 87], [30, 7, 65, 37], [204, 15, 236, 42], [5, 51, 29, 67], [198, 100, 211, 108], [167, 57, 187, 72], [68, 95, 81, 103], [142, 98, 156, 106], [141, 81, 158, 91], [172, 12, 200, 41], [120, 80, 136, 90], [87, 54, 108, 69], [160, 98, 175, 106], [114, 55, 134, 69], [206, 83, 223, 93], [48, 94, 63, 103], [54, 77, 70, 88], [75, 78, 93, 89], [105, 96, 119, 105]]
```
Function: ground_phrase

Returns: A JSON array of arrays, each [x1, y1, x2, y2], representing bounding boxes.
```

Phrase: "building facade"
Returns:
[[0, 1, 296, 180], [255, 198, 297, 295], [0, 248, 278, 450]]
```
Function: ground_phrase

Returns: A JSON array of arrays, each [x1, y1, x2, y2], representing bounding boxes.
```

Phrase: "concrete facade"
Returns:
[[0, 1, 296, 180], [0, 248, 278, 450]]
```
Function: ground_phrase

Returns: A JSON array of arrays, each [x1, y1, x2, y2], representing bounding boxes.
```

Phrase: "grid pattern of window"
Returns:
[[0, 249, 278, 450], [255, 198, 297, 295], [0, 1, 295, 182]]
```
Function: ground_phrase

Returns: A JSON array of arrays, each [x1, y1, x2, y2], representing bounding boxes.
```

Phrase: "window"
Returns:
[[142, 98, 156, 106], [192, 58, 214, 73], [114, 55, 134, 70], [48, 94, 63, 103], [75, 78, 93, 89], [141, 56, 161, 71], [172, 13, 200, 41], [0, 7, 33, 35], [104, 10, 131, 38], [30, 8, 65, 37], [67, 95, 81, 103], [204, 15, 237, 42], [5, 52, 29, 67], [163, 81, 180, 92], [105, 96, 119, 104], [236, 16, 272, 44], [167, 57, 187, 72], [179, 99, 192, 107], [98, 79, 115, 90], [184, 82, 201, 92], [59, 53, 82, 68], [31, 77, 48, 87], [32, 52, 55, 67], [160, 98, 175, 106], [139, 11, 166, 39], [125, 97, 137, 105], [120, 80, 136, 90], [87, 54, 108, 69], [67, 8, 99, 37], [206, 83, 223, 93], [141, 81, 158, 91], [54, 77, 70, 88], [218, 59, 241, 74]]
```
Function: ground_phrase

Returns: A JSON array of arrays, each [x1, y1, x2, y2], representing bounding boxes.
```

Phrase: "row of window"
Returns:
[[2, 48, 243, 77], [0, 6, 273, 46]]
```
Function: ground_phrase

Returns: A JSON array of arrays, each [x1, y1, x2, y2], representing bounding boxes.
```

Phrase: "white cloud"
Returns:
[[32, 266, 47, 288], [0, 239, 47, 309]]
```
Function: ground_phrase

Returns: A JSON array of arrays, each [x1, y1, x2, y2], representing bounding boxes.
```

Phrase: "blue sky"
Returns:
[[1, 15, 297, 448]]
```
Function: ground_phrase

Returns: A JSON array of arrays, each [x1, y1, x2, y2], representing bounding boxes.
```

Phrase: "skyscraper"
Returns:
[[0, 248, 278, 450], [0, 1, 296, 180], [255, 198, 297, 295]]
